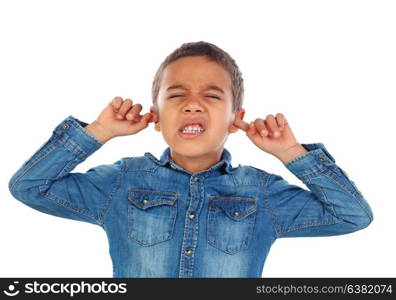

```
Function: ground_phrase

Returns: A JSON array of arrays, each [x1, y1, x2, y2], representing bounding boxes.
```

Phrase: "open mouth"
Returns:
[[178, 124, 206, 139]]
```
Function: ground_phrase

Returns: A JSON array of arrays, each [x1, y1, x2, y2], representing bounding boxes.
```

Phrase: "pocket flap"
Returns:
[[128, 189, 178, 210], [209, 197, 257, 220]]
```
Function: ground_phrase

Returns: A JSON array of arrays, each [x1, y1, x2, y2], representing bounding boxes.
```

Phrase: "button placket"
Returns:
[[179, 175, 202, 276]]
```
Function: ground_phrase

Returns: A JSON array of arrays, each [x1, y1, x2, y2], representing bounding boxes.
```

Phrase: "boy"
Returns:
[[8, 41, 373, 278]]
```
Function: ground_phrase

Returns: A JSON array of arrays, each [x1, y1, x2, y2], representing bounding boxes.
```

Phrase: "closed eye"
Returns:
[[169, 95, 220, 99]]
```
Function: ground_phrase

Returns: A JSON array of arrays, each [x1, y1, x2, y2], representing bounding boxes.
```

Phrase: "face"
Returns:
[[150, 55, 245, 161]]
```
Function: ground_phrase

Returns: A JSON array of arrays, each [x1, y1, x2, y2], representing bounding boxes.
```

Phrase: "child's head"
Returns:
[[149, 41, 246, 160], [151, 41, 244, 114]]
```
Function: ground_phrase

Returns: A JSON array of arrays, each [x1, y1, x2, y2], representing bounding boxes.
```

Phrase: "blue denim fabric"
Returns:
[[8, 115, 373, 278]]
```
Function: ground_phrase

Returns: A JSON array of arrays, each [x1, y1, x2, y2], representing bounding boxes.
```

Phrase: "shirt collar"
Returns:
[[144, 147, 234, 174]]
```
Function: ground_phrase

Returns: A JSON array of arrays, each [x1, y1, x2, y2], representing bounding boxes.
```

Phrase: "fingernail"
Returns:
[[274, 131, 280, 137], [117, 114, 123, 119], [261, 130, 267, 136]]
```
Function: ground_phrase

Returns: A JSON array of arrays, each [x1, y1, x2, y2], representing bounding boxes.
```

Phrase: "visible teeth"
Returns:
[[182, 125, 204, 133]]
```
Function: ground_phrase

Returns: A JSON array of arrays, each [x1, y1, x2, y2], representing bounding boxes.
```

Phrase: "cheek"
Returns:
[[211, 122, 230, 136], [163, 126, 175, 135]]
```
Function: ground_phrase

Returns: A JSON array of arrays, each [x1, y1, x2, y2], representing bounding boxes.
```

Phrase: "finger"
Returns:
[[265, 114, 281, 137], [247, 122, 256, 135], [117, 99, 133, 119], [276, 113, 285, 130], [151, 113, 159, 123], [141, 113, 153, 124], [111, 96, 123, 112], [126, 104, 143, 121], [247, 121, 259, 137], [233, 118, 250, 132], [132, 113, 152, 131], [254, 118, 268, 137], [147, 113, 156, 123]]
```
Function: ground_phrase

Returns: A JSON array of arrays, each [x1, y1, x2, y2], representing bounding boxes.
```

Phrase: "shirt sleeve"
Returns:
[[265, 143, 373, 238], [8, 115, 123, 227]]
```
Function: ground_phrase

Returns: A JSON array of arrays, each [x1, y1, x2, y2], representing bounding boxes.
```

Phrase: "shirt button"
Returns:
[[319, 157, 326, 161], [62, 123, 69, 130], [184, 249, 192, 256], [188, 213, 195, 220], [170, 164, 176, 169], [192, 177, 199, 182], [233, 211, 240, 217], [142, 199, 149, 204]]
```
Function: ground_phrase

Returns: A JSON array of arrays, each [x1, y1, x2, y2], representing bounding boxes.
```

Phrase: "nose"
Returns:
[[182, 97, 204, 113]]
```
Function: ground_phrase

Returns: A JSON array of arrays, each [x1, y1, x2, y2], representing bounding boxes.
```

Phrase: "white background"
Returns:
[[1, 0, 395, 277]]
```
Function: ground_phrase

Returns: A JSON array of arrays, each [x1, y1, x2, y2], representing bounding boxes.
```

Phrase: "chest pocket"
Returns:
[[127, 189, 178, 246], [207, 196, 257, 254]]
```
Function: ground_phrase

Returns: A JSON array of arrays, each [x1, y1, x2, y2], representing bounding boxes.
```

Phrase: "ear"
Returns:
[[150, 106, 160, 131], [230, 108, 245, 133]]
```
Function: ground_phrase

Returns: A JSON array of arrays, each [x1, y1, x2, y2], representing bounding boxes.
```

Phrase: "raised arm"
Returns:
[[8, 96, 155, 227], [266, 143, 373, 238]]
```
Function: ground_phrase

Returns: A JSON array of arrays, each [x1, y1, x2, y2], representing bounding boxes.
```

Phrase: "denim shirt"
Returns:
[[8, 115, 373, 278]]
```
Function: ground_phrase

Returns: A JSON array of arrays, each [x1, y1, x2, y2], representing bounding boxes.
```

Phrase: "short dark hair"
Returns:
[[151, 41, 244, 113]]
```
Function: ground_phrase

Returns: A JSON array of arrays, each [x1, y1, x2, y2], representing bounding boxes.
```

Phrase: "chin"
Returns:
[[175, 144, 207, 153], [171, 143, 215, 157]]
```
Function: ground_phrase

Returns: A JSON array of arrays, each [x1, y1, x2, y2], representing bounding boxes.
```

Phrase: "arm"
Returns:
[[8, 115, 123, 227], [266, 143, 373, 238]]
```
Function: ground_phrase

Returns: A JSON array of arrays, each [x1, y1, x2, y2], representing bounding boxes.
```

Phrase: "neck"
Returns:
[[170, 147, 224, 174]]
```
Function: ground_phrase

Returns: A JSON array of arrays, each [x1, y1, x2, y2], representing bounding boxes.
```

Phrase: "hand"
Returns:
[[233, 113, 306, 161], [91, 96, 157, 140]]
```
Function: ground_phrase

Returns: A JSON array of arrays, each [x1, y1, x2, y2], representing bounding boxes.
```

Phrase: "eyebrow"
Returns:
[[166, 84, 225, 94]]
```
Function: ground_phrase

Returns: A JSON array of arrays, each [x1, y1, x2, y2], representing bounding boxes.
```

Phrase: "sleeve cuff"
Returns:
[[52, 115, 104, 156], [283, 143, 336, 179]]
